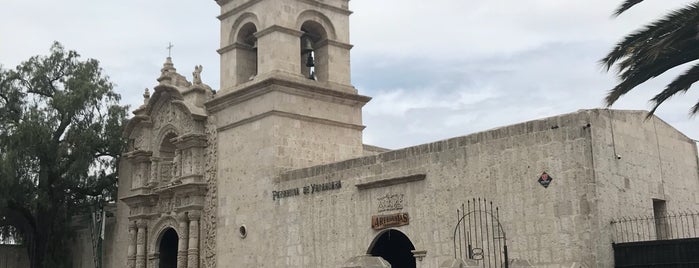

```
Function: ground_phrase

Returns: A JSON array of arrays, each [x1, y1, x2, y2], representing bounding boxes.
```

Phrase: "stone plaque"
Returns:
[[371, 213, 409, 230]]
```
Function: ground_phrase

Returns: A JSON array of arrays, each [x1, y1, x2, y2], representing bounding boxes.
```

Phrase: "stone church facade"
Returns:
[[76, 0, 699, 267]]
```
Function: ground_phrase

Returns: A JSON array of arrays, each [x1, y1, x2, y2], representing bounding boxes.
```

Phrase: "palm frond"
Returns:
[[691, 100, 699, 115], [614, 0, 644, 16], [605, 44, 699, 105], [603, 2, 699, 109], [601, 2, 699, 71], [649, 62, 699, 116], [617, 37, 699, 80]]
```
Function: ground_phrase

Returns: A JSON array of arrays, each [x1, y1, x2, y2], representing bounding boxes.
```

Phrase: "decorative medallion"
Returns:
[[538, 172, 553, 188]]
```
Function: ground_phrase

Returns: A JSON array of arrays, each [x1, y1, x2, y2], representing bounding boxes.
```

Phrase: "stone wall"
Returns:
[[221, 109, 699, 268], [588, 110, 699, 266], [265, 109, 596, 267]]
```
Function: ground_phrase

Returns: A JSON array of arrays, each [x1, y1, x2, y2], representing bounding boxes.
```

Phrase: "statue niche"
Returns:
[[158, 132, 179, 183]]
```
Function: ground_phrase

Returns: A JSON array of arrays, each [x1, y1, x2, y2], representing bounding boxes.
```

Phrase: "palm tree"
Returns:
[[602, 1, 699, 116]]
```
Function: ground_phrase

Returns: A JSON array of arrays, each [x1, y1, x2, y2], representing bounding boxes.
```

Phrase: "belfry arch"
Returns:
[[300, 20, 329, 81], [235, 22, 258, 83]]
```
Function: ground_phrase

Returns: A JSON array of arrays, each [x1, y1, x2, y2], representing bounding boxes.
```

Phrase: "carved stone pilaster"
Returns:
[[148, 253, 159, 268], [127, 222, 137, 268], [178, 213, 189, 268], [202, 119, 218, 268], [135, 221, 148, 268], [188, 211, 201, 268], [150, 157, 161, 186]]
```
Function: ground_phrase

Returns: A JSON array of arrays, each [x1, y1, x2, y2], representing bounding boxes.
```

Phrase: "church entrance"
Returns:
[[158, 228, 178, 268], [368, 229, 416, 268]]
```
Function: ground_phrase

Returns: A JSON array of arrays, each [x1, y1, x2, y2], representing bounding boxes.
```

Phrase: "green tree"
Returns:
[[0, 42, 127, 268], [602, 1, 699, 115]]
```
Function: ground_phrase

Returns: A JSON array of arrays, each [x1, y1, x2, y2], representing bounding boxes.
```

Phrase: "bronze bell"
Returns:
[[301, 37, 314, 53]]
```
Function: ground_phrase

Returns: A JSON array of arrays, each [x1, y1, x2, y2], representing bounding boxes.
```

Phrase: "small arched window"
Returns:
[[236, 22, 258, 83]]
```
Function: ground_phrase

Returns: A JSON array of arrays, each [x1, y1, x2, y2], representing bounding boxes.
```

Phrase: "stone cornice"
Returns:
[[317, 39, 353, 50], [217, 0, 263, 20], [298, 0, 353, 16], [205, 74, 370, 113], [217, 110, 365, 132], [173, 133, 208, 148], [123, 150, 153, 161], [121, 193, 158, 208], [152, 181, 208, 196], [355, 174, 426, 190], [217, 0, 351, 21], [216, 42, 254, 55]]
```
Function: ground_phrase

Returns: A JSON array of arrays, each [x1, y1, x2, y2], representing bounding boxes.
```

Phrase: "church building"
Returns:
[[72, 0, 699, 267]]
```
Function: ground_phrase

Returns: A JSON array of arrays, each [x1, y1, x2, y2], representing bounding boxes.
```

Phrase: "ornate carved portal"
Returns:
[[122, 65, 214, 267]]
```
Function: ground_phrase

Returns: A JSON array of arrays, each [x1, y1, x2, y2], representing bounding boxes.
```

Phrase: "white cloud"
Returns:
[[1, 0, 697, 149]]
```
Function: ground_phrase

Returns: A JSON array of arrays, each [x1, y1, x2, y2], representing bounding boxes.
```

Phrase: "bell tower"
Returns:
[[208, 0, 369, 171], [215, 0, 356, 90], [205, 1, 369, 264], [209, 0, 368, 169]]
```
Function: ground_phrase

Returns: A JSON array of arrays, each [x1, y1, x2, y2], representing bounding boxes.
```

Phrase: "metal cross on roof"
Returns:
[[166, 42, 174, 57]]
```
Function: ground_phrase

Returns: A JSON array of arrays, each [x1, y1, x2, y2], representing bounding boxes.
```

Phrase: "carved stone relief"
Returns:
[[202, 117, 218, 268], [152, 100, 196, 135], [124, 87, 212, 267], [377, 193, 405, 213], [160, 162, 173, 182], [132, 126, 151, 151]]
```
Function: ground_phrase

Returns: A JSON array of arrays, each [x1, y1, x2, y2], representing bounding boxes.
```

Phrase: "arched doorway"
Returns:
[[368, 229, 416, 268], [158, 228, 178, 268]]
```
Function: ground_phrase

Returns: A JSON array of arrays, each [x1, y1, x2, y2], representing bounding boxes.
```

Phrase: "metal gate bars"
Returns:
[[452, 198, 508, 268]]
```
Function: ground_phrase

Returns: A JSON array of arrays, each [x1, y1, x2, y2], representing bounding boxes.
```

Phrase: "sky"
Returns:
[[1, 0, 696, 149]]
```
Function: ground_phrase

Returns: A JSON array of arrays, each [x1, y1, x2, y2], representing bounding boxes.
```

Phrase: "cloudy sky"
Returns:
[[1, 0, 696, 149]]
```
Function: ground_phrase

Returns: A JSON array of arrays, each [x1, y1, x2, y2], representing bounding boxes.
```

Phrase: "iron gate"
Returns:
[[452, 198, 508, 268], [611, 212, 699, 267]]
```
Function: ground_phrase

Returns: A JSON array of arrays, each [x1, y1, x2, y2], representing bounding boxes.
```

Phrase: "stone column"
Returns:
[[177, 213, 190, 268], [135, 220, 148, 268], [127, 221, 137, 268], [188, 211, 201, 268]]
